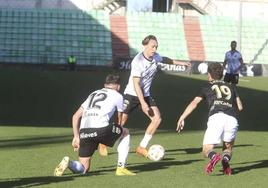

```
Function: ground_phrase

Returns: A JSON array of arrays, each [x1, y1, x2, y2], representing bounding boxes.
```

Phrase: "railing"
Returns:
[[249, 39, 268, 64], [192, 0, 223, 15]]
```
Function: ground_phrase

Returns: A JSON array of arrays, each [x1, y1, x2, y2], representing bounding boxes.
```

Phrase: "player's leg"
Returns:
[[68, 130, 99, 175], [136, 99, 161, 158], [54, 156, 90, 176], [203, 113, 224, 174], [231, 74, 239, 85], [98, 143, 108, 156], [101, 124, 135, 175], [121, 94, 139, 126], [221, 114, 238, 175], [116, 127, 136, 176], [224, 73, 231, 83], [221, 141, 234, 175], [98, 95, 137, 156]]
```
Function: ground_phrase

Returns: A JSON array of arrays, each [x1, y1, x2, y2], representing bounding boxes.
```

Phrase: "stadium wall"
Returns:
[[0, 1, 268, 75]]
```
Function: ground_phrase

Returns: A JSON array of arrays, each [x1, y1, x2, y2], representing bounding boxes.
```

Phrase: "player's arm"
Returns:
[[133, 76, 149, 113], [162, 56, 191, 67], [236, 97, 243, 111], [117, 112, 123, 126], [176, 96, 203, 132], [72, 107, 83, 151], [223, 53, 228, 68]]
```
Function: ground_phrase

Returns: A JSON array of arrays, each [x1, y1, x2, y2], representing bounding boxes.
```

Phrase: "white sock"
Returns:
[[68, 160, 85, 174], [117, 135, 130, 168], [139, 133, 152, 148]]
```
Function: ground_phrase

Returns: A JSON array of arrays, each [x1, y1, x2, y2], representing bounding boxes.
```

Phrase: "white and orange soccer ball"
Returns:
[[148, 144, 165, 161]]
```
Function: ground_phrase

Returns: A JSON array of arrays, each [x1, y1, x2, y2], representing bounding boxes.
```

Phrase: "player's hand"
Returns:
[[183, 62, 191, 67], [141, 102, 150, 114], [72, 137, 80, 151], [176, 119, 185, 133]]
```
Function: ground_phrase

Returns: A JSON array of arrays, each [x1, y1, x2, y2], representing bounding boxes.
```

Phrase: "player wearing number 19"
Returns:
[[54, 74, 135, 176], [176, 63, 243, 175]]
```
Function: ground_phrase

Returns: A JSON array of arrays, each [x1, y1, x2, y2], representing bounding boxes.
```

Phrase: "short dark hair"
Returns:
[[105, 74, 120, 85], [231, 40, 237, 45], [142, 35, 157, 46], [208, 63, 223, 80]]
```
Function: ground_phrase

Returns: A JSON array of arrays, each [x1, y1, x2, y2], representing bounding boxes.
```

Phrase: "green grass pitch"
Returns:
[[0, 69, 267, 187]]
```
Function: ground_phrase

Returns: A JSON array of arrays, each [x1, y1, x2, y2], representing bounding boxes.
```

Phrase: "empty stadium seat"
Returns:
[[0, 8, 112, 65]]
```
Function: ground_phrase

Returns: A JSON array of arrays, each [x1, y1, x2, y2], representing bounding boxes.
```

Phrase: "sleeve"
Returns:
[[116, 94, 124, 112], [224, 52, 228, 61], [131, 58, 143, 77], [196, 84, 207, 99], [154, 53, 163, 63]]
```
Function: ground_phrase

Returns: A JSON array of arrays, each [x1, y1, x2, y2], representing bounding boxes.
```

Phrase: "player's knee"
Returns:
[[202, 148, 208, 157], [152, 116, 161, 126]]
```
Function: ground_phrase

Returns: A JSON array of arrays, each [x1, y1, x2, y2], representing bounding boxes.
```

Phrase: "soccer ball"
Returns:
[[148, 144, 165, 161]]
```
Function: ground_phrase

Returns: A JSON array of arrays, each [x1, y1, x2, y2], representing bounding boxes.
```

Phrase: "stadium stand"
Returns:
[[199, 15, 268, 64], [199, 15, 238, 62], [242, 19, 268, 64], [126, 11, 189, 60], [0, 8, 112, 65]]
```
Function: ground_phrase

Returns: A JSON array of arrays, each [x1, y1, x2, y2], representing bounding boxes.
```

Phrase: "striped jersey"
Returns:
[[124, 52, 163, 97]]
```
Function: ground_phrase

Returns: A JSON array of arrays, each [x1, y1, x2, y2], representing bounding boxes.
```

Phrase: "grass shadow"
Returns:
[[232, 160, 268, 175], [0, 135, 72, 149], [0, 175, 76, 188]]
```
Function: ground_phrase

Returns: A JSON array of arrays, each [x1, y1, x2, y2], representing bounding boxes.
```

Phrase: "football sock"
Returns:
[[208, 150, 217, 160], [117, 135, 130, 168], [140, 133, 152, 148], [68, 160, 85, 174], [222, 151, 232, 163]]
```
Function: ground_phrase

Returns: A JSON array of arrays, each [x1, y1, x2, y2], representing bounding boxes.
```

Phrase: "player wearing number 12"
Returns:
[[54, 74, 135, 176], [176, 63, 243, 175]]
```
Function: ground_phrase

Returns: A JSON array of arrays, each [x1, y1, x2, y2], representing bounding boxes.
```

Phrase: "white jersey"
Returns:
[[224, 50, 243, 74], [80, 88, 123, 129], [124, 52, 163, 97]]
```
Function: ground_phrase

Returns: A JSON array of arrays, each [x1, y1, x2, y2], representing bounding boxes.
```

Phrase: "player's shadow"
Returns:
[[0, 175, 76, 188], [102, 144, 254, 157], [128, 158, 203, 172], [99, 158, 203, 172], [232, 159, 268, 175], [0, 170, 112, 188], [0, 135, 72, 149], [164, 144, 254, 156]]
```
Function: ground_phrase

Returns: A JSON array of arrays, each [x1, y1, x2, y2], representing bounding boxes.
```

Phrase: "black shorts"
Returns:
[[123, 94, 157, 114], [224, 73, 239, 84], [79, 124, 123, 157]]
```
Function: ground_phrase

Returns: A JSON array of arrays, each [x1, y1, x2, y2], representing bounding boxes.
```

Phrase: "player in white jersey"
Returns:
[[223, 41, 244, 84], [177, 63, 243, 175], [122, 35, 191, 158], [54, 74, 135, 176]]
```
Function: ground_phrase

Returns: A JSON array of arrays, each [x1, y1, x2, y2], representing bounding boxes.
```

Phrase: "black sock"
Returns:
[[222, 153, 231, 167], [208, 151, 217, 160]]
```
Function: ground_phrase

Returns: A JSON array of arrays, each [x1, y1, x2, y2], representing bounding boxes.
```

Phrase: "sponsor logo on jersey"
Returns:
[[80, 132, 97, 139], [213, 100, 232, 108]]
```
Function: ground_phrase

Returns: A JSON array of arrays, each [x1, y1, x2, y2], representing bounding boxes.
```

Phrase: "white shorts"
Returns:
[[203, 113, 239, 145]]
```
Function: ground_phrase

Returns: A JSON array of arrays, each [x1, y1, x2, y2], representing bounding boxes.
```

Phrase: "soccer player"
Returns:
[[223, 41, 244, 85], [122, 35, 191, 158], [54, 74, 135, 176], [176, 63, 243, 175]]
